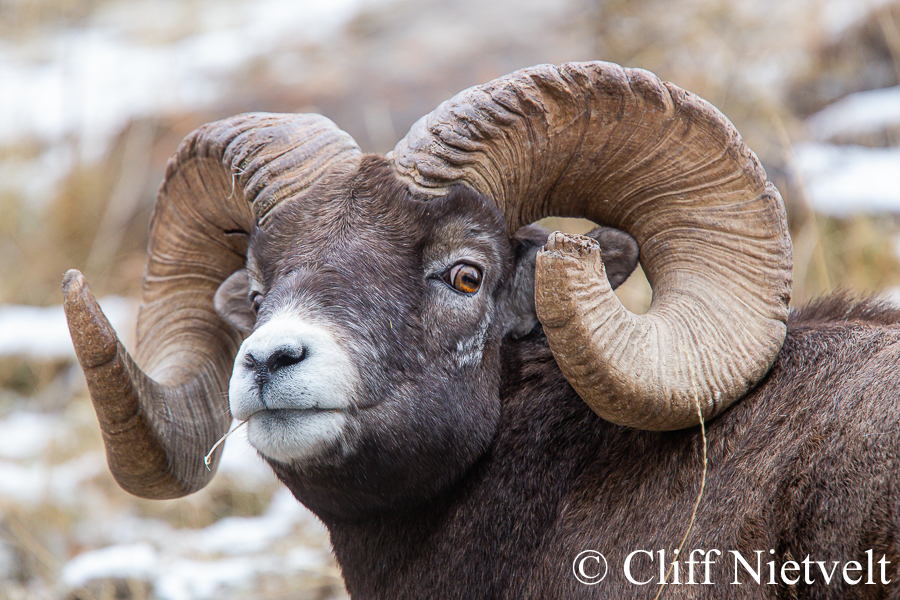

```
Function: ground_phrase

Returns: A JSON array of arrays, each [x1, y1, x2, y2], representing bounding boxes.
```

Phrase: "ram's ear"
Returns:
[[214, 269, 256, 334], [504, 224, 639, 338], [582, 226, 640, 289]]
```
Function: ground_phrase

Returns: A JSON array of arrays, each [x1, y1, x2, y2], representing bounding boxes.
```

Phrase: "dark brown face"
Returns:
[[215, 156, 638, 517]]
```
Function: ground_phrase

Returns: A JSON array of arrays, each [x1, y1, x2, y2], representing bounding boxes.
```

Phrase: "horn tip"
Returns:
[[535, 231, 612, 329], [62, 268, 85, 292], [62, 269, 120, 369], [543, 231, 601, 257]]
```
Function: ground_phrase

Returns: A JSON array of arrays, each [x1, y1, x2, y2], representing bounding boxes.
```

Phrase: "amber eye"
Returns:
[[445, 263, 482, 294]]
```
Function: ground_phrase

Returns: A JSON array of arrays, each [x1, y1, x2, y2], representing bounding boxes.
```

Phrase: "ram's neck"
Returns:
[[319, 339, 596, 599], [322, 439, 578, 598]]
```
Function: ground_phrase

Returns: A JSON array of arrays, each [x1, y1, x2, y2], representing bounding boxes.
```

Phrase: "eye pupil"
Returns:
[[449, 263, 482, 294]]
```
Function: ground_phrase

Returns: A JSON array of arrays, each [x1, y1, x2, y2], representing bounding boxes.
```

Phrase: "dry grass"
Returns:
[[0, 0, 115, 38], [791, 212, 900, 304], [0, 117, 203, 306]]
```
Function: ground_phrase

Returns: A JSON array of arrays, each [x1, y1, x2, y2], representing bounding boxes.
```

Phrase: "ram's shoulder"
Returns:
[[755, 294, 900, 426], [788, 293, 900, 330], [775, 295, 900, 377]]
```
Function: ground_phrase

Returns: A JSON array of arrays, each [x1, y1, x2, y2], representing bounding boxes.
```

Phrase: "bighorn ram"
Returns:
[[63, 62, 900, 598]]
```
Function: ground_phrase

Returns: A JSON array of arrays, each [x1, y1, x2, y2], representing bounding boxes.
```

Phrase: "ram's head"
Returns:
[[63, 62, 792, 516]]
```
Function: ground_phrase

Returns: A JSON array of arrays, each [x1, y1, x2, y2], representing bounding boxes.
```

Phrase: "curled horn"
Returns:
[[64, 113, 360, 498], [391, 61, 792, 430]]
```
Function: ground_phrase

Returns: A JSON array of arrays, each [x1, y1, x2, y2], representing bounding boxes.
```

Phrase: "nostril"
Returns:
[[244, 353, 260, 370], [265, 346, 306, 374], [244, 345, 306, 390]]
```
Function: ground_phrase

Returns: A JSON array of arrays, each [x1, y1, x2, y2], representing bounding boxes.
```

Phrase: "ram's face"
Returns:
[[218, 158, 528, 512]]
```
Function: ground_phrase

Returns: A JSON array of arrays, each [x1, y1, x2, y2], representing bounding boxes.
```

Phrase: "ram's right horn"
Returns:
[[391, 61, 792, 430]]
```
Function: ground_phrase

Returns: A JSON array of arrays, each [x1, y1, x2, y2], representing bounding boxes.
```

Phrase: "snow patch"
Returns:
[[0, 461, 46, 503], [806, 86, 900, 141], [793, 143, 900, 215], [61, 543, 159, 587], [0, 0, 397, 205], [0, 296, 137, 360], [0, 411, 62, 459], [187, 488, 319, 556], [190, 500, 304, 556], [0, 449, 106, 504], [49, 451, 108, 502], [154, 557, 261, 600], [57, 490, 328, 600]]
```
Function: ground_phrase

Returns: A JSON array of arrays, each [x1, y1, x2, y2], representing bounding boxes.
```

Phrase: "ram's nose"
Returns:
[[228, 312, 359, 420], [245, 346, 307, 388]]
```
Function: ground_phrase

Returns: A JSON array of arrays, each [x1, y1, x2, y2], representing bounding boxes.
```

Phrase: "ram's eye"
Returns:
[[444, 263, 482, 294], [250, 292, 263, 314]]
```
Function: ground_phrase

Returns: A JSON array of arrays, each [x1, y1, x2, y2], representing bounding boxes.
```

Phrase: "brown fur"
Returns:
[[320, 300, 900, 599]]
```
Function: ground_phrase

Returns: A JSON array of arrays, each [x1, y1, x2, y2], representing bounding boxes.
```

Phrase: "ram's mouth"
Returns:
[[243, 407, 350, 464], [248, 407, 342, 420], [236, 401, 346, 417]]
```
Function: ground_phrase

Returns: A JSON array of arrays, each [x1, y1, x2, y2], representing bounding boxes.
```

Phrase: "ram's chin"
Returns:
[[246, 409, 348, 464]]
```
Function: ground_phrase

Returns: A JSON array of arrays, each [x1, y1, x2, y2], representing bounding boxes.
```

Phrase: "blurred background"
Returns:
[[1, 0, 899, 598]]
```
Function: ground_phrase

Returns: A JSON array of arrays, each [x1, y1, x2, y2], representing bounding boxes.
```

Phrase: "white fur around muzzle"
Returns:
[[229, 312, 358, 463]]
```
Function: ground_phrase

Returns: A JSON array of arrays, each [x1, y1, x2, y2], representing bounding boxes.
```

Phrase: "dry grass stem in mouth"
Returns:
[[204, 420, 249, 470]]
